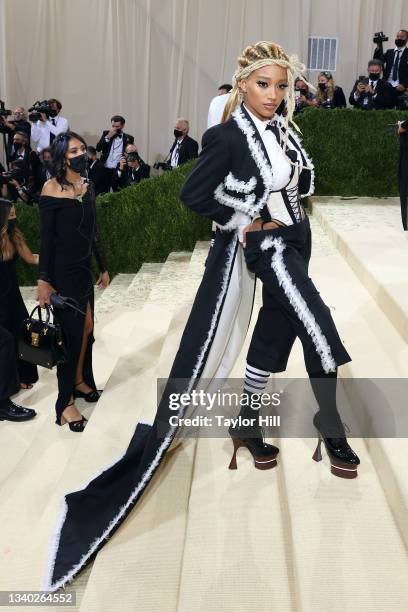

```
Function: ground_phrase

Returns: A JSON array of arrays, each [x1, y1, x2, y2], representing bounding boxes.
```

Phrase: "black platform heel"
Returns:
[[73, 380, 102, 403], [312, 414, 360, 478], [56, 402, 88, 432]]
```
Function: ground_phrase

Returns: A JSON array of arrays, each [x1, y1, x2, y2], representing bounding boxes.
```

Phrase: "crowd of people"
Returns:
[[1, 28, 408, 429]]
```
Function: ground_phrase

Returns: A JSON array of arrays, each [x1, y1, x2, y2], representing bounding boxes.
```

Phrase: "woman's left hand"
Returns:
[[97, 271, 110, 289]]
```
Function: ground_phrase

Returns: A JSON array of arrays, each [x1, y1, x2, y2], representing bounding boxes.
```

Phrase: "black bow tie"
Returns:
[[265, 122, 282, 144]]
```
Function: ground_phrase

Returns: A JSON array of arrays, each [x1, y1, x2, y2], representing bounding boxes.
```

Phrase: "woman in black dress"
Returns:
[[37, 132, 109, 432], [0, 199, 38, 388]]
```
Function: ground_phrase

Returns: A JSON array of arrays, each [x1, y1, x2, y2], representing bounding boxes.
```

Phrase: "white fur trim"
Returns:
[[232, 107, 273, 215], [44, 416, 182, 591], [224, 172, 257, 194], [287, 127, 315, 197], [43, 241, 239, 593], [260, 235, 336, 373], [214, 184, 256, 215], [217, 211, 251, 232]]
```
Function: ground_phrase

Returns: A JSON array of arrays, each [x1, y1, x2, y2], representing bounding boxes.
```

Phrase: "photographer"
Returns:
[[294, 77, 317, 114], [315, 71, 346, 108], [29, 148, 53, 201], [9, 131, 30, 164], [96, 115, 134, 192], [30, 99, 69, 152], [0, 159, 31, 204], [168, 118, 198, 168], [0, 106, 31, 159], [111, 144, 150, 191], [86, 146, 105, 196], [397, 119, 408, 230], [374, 30, 408, 107], [349, 60, 395, 109]]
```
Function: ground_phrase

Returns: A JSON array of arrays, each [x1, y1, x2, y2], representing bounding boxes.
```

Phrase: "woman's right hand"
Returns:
[[37, 280, 55, 307]]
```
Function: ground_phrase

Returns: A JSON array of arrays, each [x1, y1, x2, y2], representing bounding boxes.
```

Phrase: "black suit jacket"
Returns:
[[374, 47, 408, 87], [96, 131, 135, 164], [180, 104, 313, 229], [111, 162, 150, 190], [349, 78, 395, 109], [169, 135, 199, 166], [88, 159, 106, 195]]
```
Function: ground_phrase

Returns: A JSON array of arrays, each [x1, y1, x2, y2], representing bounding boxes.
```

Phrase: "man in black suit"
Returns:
[[349, 60, 395, 109], [111, 144, 150, 191], [168, 118, 198, 168], [374, 29, 408, 108], [86, 146, 106, 195], [397, 118, 408, 230], [0, 325, 36, 422], [96, 115, 134, 191]]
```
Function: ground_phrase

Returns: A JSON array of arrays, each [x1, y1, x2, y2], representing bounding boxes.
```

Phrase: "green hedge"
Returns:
[[16, 161, 209, 285], [295, 107, 406, 197], [15, 108, 406, 284]]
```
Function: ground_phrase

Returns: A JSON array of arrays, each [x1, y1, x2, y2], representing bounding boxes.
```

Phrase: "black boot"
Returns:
[[309, 369, 360, 478], [228, 392, 279, 471], [0, 399, 37, 422], [312, 412, 360, 478]]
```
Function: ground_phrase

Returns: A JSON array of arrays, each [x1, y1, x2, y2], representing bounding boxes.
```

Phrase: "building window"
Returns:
[[308, 37, 338, 71]]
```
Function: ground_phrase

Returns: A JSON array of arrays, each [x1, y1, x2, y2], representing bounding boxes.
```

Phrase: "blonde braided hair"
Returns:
[[222, 41, 310, 135]]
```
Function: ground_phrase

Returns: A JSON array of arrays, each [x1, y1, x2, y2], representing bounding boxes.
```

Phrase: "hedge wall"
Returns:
[[295, 107, 406, 197], [15, 108, 406, 285]]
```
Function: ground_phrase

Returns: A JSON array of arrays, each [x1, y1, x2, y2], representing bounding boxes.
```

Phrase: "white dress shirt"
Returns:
[[235, 105, 301, 229], [31, 115, 69, 152], [170, 138, 184, 167], [207, 93, 230, 128], [388, 47, 405, 87], [105, 134, 124, 169]]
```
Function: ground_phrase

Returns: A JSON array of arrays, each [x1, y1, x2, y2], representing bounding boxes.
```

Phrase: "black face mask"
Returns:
[[43, 160, 52, 170], [115, 129, 123, 136], [68, 153, 87, 174], [174, 129, 183, 138], [318, 83, 327, 90], [369, 72, 380, 81], [395, 39, 406, 48], [8, 219, 17, 233], [14, 142, 23, 150]]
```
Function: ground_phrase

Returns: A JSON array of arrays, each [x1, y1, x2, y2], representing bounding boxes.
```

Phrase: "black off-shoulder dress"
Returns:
[[38, 183, 107, 420]]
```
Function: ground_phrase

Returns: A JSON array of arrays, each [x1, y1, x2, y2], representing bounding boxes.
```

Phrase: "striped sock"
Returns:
[[244, 362, 270, 394]]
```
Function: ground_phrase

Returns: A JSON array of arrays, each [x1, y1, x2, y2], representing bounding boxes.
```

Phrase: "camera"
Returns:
[[28, 100, 56, 122], [126, 152, 140, 163], [358, 76, 369, 85], [0, 168, 24, 185], [0, 100, 12, 119], [373, 31, 388, 45], [153, 161, 171, 171]]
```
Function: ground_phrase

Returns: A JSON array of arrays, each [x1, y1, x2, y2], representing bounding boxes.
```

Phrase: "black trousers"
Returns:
[[0, 325, 20, 402], [245, 217, 351, 375]]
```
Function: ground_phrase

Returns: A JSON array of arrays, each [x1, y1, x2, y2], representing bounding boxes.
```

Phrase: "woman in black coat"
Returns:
[[44, 41, 360, 592]]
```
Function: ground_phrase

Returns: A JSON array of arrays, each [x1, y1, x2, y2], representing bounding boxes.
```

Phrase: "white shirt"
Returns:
[[105, 134, 124, 169], [244, 105, 300, 226], [388, 46, 406, 87], [31, 115, 69, 152], [207, 93, 230, 128], [170, 138, 184, 167]]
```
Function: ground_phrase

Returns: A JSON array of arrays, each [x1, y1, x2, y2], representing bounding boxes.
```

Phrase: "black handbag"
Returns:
[[18, 304, 67, 369]]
